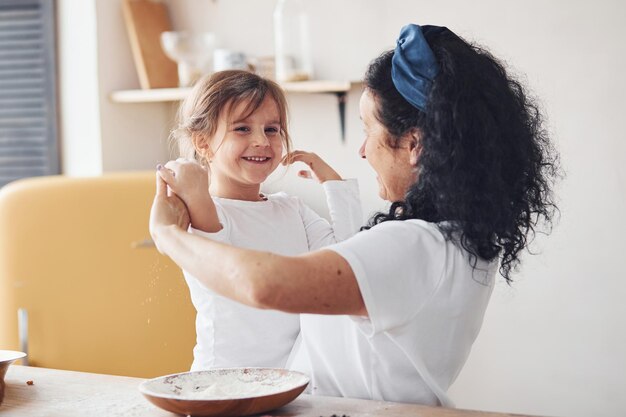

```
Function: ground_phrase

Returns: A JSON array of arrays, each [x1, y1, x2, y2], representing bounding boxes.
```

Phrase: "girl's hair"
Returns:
[[172, 70, 292, 164], [363, 31, 560, 283]]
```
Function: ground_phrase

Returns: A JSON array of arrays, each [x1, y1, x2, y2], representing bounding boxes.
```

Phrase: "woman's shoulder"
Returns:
[[331, 219, 448, 266], [367, 219, 446, 244], [364, 220, 494, 280]]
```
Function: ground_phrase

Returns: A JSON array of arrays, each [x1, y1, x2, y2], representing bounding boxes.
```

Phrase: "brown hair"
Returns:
[[172, 70, 292, 165]]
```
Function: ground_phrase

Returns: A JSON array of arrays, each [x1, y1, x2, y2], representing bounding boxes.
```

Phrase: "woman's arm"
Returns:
[[150, 174, 366, 316]]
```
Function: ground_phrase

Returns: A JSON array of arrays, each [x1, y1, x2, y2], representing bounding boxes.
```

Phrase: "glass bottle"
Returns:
[[273, 0, 313, 82]]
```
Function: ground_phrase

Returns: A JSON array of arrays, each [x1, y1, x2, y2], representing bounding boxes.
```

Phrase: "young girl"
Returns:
[[158, 70, 362, 371]]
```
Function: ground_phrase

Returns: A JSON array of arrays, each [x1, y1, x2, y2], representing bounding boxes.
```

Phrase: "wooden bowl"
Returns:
[[139, 367, 309, 417], [0, 350, 27, 406]]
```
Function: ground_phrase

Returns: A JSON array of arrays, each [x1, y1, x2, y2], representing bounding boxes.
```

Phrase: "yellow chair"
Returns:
[[0, 172, 196, 378]]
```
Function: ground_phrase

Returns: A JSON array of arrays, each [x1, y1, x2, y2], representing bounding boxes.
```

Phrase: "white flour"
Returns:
[[185, 373, 292, 399], [145, 368, 309, 400]]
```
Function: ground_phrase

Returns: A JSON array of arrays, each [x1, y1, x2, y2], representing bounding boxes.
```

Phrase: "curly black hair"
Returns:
[[363, 29, 560, 283]]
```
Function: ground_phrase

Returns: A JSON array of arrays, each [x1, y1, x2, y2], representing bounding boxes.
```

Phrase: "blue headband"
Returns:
[[392, 24, 450, 112]]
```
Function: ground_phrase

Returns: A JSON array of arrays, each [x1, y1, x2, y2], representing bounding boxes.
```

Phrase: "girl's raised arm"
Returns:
[[283, 150, 363, 247], [158, 159, 222, 233]]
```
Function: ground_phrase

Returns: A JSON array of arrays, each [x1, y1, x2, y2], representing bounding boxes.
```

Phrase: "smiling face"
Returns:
[[204, 96, 284, 200], [358, 90, 419, 202]]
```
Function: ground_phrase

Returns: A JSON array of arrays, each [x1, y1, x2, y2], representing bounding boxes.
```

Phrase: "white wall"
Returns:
[[94, 0, 173, 172], [57, 0, 102, 175], [58, 0, 174, 176], [59, 1, 626, 416]]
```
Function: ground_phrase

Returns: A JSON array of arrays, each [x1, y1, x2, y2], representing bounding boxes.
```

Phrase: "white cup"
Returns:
[[213, 49, 248, 72]]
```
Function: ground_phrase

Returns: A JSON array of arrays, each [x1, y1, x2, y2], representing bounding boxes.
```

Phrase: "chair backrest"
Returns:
[[0, 172, 196, 377]]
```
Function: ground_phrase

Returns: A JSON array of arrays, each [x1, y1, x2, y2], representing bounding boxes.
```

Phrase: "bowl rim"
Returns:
[[0, 350, 27, 364], [138, 367, 310, 402]]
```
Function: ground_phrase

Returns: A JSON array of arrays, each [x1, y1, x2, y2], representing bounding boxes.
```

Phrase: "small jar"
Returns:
[[273, 0, 313, 82]]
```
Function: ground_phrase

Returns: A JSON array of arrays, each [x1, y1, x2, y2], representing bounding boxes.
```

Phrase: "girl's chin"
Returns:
[[242, 173, 272, 185]]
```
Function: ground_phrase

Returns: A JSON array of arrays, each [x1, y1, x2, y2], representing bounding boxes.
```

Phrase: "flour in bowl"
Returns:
[[154, 368, 309, 400], [187, 374, 291, 399]]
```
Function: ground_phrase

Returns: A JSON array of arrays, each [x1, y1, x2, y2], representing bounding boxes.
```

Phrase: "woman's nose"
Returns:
[[358, 140, 367, 159]]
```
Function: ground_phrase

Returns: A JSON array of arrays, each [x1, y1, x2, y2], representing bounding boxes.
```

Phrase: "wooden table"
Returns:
[[1, 365, 535, 417]]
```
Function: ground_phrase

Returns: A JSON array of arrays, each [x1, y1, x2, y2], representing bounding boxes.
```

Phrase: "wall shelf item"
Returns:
[[122, 0, 178, 89], [110, 80, 362, 141]]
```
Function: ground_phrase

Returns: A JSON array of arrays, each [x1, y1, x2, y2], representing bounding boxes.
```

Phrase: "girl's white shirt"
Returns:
[[184, 179, 362, 371], [292, 219, 497, 406]]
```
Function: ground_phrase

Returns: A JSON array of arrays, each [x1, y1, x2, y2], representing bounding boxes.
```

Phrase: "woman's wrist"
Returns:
[[153, 223, 184, 256]]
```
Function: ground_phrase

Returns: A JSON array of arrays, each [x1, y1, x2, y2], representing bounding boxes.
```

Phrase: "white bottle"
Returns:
[[273, 0, 313, 82]]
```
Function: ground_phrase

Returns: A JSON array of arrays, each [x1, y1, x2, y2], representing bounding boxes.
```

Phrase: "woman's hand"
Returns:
[[282, 150, 342, 183], [149, 172, 191, 255], [157, 159, 222, 233]]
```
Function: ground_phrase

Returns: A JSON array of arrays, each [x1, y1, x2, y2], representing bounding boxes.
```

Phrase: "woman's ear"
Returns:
[[407, 128, 421, 166]]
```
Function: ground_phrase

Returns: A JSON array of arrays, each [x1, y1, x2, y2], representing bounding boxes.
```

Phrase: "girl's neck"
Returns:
[[209, 181, 265, 202]]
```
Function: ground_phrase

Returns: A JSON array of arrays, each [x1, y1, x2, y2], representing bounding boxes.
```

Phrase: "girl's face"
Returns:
[[206, 96, 284, 198], [358, 90, 418, 202]]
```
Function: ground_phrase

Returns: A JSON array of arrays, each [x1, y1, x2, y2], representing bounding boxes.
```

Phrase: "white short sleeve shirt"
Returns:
[[293, 219, 496, 406]]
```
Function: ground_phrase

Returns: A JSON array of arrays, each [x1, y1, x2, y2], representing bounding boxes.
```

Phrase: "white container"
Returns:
[[273, 0, 313, 82], [160, 32, 217, 87], [213, 49, 248, 72]]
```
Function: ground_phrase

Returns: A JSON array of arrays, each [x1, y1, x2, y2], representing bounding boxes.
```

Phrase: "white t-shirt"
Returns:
[[292, 219, 496, 407], [185, 179, 362, 371]]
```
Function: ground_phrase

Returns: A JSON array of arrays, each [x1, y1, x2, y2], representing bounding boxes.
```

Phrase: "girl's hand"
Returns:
[[157, 159, 222, 233], [158, 158, 209, 203], [149, 173, 190, 254], [282, 150, 342, 183]]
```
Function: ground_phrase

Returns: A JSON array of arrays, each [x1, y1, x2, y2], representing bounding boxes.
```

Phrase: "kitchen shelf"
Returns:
[[110, 87, 191, 103], [110, 80, 361, 103], [110, 80, 361, 141]]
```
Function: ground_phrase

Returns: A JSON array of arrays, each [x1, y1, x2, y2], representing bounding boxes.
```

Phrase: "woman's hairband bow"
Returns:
[[392, 24, 451, 112]]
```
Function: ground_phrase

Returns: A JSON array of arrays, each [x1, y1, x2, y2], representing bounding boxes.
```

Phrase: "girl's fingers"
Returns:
[[155, 170, 167, 197], [157, 165, 175, 184], [298, 170, 313, 179], [282, 150, 310, 165], [281, 153, 295, 165]]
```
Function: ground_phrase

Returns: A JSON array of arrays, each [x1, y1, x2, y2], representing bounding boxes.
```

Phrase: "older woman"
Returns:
[[149, 24, 558, 406]]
